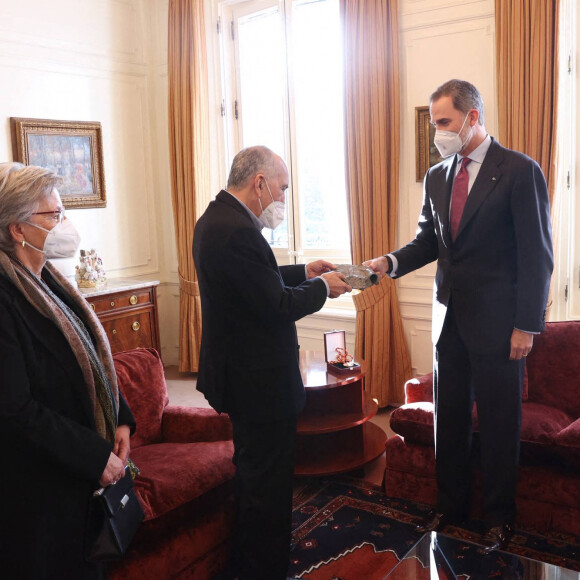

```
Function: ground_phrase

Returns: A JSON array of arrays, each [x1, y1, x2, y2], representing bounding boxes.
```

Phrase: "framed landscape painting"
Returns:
[[10, 118, 106, 209]]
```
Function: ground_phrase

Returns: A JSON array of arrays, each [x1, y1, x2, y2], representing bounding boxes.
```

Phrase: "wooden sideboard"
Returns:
[[80, 279, 161, 355], [295, 350, 387, 477]]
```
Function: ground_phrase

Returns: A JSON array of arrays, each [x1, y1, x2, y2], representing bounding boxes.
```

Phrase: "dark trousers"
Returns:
[[434, 305, 524, 526], [228, 414, 297, 580]]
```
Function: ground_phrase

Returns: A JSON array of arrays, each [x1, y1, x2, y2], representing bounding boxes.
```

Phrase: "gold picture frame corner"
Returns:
[[414, 105, 443, 183]]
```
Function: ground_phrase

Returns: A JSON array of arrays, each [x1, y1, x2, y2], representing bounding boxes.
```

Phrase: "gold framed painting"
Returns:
[[10, 117, 106, 209], [415, 106, 443, 182]]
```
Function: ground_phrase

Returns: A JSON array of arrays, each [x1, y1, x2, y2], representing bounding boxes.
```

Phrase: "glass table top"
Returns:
[[385, 532, 579, 579]]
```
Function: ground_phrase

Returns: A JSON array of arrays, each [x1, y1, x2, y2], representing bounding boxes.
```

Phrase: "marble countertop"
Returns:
[[76, 277, 160, 298]]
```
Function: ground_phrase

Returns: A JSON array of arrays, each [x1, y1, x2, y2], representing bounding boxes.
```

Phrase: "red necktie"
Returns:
[[450, 157, 471, 241]]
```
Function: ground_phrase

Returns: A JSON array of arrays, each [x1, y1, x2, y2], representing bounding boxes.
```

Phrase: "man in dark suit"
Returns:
[[193, 146, 351, 580], [367, 79, 553, 553]]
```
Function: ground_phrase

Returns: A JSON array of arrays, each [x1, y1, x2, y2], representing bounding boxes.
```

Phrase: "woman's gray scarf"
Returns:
[[0, 250, 118, 443]]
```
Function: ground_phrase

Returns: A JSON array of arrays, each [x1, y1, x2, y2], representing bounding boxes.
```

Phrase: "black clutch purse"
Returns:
[[86, 466, 144, 562]]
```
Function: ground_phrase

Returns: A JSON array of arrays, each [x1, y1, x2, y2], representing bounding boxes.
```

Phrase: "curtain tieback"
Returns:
[[179, 273, 200, 296]]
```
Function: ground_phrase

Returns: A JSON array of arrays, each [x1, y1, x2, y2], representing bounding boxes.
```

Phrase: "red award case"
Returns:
[[323, 330, 361, 375]]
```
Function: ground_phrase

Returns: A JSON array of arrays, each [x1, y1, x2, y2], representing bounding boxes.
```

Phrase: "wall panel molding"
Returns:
[[409, 323, 433, 376], [0, 0, 145, 67], [400, 0, 493, 31], [0, 49, 149, 79]]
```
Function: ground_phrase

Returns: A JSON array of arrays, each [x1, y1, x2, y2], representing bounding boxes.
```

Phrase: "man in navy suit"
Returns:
[[367, 79, 553, 553], [193, 146, 351, 580]]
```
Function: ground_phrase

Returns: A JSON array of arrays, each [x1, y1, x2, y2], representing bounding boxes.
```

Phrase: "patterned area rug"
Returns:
[[289, 477, 580, 579]]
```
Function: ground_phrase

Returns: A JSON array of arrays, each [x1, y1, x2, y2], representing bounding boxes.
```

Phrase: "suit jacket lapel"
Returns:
[[215, 190, 281, 274], [455, 139, 503, 240]]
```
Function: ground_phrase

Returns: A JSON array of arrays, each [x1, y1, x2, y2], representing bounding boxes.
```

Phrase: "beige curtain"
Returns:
[[168, 0, 211, 372], [341, 0, 412, 407], [495, 0, 560, 205], [495, 0, 560, 318]]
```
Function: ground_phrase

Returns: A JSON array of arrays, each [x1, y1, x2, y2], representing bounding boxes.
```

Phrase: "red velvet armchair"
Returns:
[[108, 348, 236, 580], [384, 321, 580, 536]]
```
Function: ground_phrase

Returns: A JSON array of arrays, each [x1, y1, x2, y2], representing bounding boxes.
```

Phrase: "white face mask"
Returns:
[[24, 219, 81, 259], [433, 113, 474, 158], [258, 179, 285, 230]]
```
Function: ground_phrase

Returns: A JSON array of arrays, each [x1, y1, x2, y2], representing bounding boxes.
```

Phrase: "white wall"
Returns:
[[397, 0, 497, 375], [0, 0, 180, 365]]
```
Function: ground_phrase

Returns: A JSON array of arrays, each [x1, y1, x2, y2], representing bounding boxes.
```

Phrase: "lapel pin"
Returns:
[[491, 177, 497, 181]]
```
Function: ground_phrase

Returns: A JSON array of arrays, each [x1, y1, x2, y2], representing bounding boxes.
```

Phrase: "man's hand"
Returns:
[[363, 256, 390, 279], [99, 452, 126, 487], [321, 271, 352, 298], [113, 424, 131, 465], [510, 329, 533, 360], [306, 259, 336, 279]]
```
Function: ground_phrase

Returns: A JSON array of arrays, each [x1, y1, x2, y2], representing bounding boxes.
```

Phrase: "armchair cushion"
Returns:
[[518, 402, 573, 464], [520, 403, 572, 445], [553, 418, 580, 469], [162, 406, 233, 443], [392, 399, 571, 454], [114, 348, 168, 448], [131, 440, 235, 521], [390, 402, 435, 446], [525, 321, 580, 416]]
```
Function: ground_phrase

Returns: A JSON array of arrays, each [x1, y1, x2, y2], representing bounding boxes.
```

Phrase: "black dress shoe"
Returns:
[[415, 511, 453, 534], [476, 523, 513, 555]]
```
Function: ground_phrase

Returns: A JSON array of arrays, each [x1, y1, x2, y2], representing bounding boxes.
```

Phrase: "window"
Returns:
[[555, 0, 580, 320], [216, 0, 351, 278]]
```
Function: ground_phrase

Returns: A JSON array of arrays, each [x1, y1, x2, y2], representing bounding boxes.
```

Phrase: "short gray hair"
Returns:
[[227, 146, 278, 190], [0, 162, 62, 252], [430, 79, 485, 126]]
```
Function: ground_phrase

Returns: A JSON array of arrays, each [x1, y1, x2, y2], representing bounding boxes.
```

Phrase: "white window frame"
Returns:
[[553, 0, 580, 321]]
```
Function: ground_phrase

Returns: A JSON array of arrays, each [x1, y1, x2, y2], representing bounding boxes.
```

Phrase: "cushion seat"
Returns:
[[390, 402, 435, 446], [520, 402, 573, 444], [132, 440, 235, 521], [391, 398, 574, 462], [553, 418, 580, 469]]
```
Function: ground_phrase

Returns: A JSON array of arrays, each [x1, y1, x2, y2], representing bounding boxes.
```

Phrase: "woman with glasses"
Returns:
[[0, 162, 135, 579]]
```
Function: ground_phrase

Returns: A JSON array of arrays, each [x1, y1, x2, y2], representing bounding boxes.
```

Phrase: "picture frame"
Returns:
[[415, 106, 443, 182], [10, 117, 106, 209]]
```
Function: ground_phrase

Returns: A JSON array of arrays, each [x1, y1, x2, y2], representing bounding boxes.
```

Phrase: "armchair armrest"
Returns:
[[161, 406, 233, 443], [405, 372, 434, 404]]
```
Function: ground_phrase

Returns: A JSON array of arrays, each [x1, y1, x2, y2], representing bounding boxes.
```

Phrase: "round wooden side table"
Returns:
[[295, 350, 387, 476]]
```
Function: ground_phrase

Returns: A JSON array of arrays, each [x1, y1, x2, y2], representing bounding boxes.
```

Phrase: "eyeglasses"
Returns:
[[32, 208, 66, 224]]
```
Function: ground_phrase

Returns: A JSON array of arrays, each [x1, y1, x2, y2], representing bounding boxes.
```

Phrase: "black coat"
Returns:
[[0, 273, 134, 579], [193, 191, 328, 422], [392, 138, 553, 354]]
